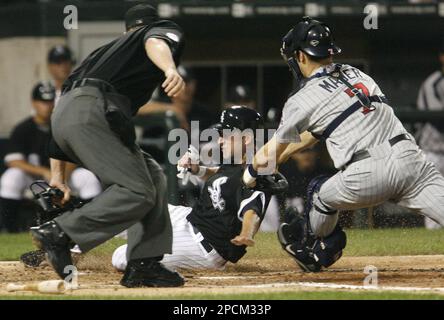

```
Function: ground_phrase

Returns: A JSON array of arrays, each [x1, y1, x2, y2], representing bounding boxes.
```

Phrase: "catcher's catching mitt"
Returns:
[[254, 171, 289, 195]]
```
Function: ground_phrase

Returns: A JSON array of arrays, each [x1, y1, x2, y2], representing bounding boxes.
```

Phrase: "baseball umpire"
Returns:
[[243, 17, 444, 272], [30, 4, 186, 287]]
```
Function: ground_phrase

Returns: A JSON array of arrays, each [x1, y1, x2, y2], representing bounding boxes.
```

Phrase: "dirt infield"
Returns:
[[1, 254, 444, 297]]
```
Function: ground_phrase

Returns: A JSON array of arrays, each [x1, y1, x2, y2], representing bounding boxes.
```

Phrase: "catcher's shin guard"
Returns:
[[277, 174, 345, 272], [278, 220, 346, 272], [277, 210, 322, 272]]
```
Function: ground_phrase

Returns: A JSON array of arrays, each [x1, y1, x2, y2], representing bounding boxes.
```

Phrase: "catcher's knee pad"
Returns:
[[305, 174, 334, 215], [306, 174, 338, 238]]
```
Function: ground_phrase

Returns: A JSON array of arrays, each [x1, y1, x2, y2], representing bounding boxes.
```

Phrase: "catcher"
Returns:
[[112, 106, 287, 271]]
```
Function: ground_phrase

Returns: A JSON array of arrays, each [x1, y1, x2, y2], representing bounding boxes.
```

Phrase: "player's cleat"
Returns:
[[277, 217, 306, 246], [278, 220, 322, 273], [20, 249, 46, 268], [277, 223, 292, 246], [284, 243, 322, 273], [120, 258, 185, 288], [30, 220, 73, 279]]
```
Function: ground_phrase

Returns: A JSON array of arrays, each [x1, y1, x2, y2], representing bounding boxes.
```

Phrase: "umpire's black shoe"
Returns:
[[120, 258, 185, 288], [30, 221, 73, 279]]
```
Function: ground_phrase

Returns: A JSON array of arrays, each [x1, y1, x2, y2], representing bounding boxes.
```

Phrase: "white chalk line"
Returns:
[[234, 282, 444, 293], [198, 276, 444, 293]]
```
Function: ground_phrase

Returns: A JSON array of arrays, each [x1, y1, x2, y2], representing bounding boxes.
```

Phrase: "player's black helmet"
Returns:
[[32, 81, 55, 102], [215, 106, 264, 133]]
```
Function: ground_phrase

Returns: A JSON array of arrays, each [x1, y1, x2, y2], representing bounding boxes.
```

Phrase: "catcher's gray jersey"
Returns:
[[275, 63, 444, 237], [276, 63, 408, 169]]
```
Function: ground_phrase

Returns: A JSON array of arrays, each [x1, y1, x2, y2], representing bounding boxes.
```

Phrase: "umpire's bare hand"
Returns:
[[163, 67, 185, 97], [49, 179, 71, 205]]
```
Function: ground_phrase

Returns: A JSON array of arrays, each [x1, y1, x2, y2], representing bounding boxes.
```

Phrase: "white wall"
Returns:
[[68, 21, 124, 61], [0, 21, 125, 138], [0, 37, 65, 137]]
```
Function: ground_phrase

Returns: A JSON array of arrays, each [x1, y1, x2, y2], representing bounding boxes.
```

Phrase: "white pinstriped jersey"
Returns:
[[416, 70, 444, 153], [275, 63, 408, 169]]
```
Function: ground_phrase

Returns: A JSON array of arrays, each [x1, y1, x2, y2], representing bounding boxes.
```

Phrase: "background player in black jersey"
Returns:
[[112, 106, 271, 271], [29, 4, 186, 287], [0, 82, 101, 233]]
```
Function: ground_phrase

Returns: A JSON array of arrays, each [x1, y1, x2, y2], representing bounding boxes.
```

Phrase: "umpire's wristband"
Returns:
[[243, 164, 258, 186]]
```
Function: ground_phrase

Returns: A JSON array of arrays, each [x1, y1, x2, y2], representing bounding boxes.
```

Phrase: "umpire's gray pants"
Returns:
[[51, 86, 172, 260], [310, 139, 444, 237]]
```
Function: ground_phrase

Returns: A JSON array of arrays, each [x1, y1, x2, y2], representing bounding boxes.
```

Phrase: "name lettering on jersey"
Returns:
[[208, 177, 228, 212], [318, 68, 363, 93]]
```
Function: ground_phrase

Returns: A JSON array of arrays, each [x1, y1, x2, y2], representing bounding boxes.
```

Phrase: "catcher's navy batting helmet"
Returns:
[[281, 17, 341, 80], [215, 106, 264, 133]]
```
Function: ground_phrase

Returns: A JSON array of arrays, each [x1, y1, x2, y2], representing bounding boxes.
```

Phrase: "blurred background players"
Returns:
[[224, 84, 256, 110], [416, 38, 444, 229], [139, 66, 217, 132], [0, 82, 101, 233], [47, 45, 75, 105]]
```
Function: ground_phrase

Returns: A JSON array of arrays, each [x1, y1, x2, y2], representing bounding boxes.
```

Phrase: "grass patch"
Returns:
[[0, 233, 35, 261], [245, 228, 444, 260], [0, 290, 443, 300], [1, 228, 444, 262], [344, 228, 444, 256]]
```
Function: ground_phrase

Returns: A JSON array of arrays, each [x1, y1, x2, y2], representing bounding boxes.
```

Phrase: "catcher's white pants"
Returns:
[[0, 167, 101, 200], [112, 204, 227, 271], [310, 139, 444, 237]]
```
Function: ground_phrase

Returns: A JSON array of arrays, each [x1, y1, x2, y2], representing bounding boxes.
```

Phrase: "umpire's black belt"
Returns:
[[344, 133, 410, 169], [189, 221, 214, 254], [63, 78, 116, 95]]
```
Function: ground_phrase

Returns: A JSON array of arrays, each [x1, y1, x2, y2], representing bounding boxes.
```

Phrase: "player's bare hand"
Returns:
[[49, 179, 71, 204], [162, 68, 185, 97], [231, 235, 255, 247]]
